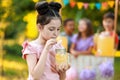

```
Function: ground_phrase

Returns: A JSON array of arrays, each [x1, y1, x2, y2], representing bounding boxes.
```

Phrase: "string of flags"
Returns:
[[58, 0, 115, 10]]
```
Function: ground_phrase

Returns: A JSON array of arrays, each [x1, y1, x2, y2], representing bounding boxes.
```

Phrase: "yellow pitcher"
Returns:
[[97, 36, 115, 57]]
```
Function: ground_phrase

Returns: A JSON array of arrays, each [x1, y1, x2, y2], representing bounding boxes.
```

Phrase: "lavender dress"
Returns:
[[71, 34, 94, 51]]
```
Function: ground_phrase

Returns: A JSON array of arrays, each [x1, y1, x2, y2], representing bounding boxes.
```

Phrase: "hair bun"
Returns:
[[49, 2, 62, 12], [35, 1, 49, 15], [35, 1, 62, 16]]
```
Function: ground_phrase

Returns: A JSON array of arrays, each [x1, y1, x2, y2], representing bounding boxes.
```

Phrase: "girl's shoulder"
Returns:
[[72, 34, 78, 39], [22, 40, 38, 49], [21, 40, 43, 59], [89, 35, 94, 39]]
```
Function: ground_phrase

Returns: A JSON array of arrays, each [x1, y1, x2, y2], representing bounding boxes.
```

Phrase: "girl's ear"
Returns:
[[37, 23, 42, 31]]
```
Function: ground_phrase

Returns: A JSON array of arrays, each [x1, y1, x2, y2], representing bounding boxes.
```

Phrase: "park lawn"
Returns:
[[114, 57, 120, 80], [0, 53, 28, 80]]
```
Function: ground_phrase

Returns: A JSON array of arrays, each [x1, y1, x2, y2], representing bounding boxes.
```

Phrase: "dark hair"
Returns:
[[103, 12, 114, 20], [63, 18, 74, 26], [35, 1, 62, 26], [77, 18, 93, 40]]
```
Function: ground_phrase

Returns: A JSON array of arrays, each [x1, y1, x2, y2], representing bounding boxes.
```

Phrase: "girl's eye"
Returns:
[[49, 29, 54, 31], [49, 27, 55, 31], [57, 29, 60, 31]]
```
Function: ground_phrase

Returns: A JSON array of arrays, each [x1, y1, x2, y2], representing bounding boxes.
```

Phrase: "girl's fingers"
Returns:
[[51, 67, 58, 73], [50, 64, 58, 73], [61, 63, 65, 72], [58, 63, 67, 72]]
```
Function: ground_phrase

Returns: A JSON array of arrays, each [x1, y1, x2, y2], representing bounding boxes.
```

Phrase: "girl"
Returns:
[[22, 1, 69, 80], [70, 18, 94, 57]]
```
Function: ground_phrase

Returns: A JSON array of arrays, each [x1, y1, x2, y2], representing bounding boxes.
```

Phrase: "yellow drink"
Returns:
[[57, 36, 68, 51], [97, 36, 115, 57], [55, 49, 68, 65]]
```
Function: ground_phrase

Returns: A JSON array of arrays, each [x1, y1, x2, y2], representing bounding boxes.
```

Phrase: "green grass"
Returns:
[[1, 53, 28, 80], [114, 57, 120, 80]]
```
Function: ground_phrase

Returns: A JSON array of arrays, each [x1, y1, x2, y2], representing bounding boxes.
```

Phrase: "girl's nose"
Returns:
[[53, 30, 58, 36]]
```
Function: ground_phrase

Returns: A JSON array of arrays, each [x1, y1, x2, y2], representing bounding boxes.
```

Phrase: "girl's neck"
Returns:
[[36, 34, 46, 46], [105, 30, 113, 33], [81, 32, 87, 39], [105, 29, 113, 32]]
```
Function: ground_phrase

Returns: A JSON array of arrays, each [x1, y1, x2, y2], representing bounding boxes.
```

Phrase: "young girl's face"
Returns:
[[40, 19, 61, 40], [78, 20, 87, 32], [103, 18, 114, 31]]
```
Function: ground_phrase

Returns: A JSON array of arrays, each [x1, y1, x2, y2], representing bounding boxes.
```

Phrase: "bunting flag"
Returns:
[[70, 1, 76, 8], [77, 2, 83, 9], [89, 3, 95, 10], [108, 1, 115, 8], [95, 3, 101, 10], [63, 0, 69, 6], [61, 0, 115, 10], [83, 3, 89, 9], [101, 2, 108, 10]]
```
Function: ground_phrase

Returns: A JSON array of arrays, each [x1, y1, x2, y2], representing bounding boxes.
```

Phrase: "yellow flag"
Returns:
[[108, 1, 115, 8], [54, 0, 61, 3], [32, 0, 39, 3], [77, 2, 83, 9], [46, 0, 53, 2]]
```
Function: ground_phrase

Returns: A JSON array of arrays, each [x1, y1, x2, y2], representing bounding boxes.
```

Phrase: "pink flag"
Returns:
[[83, 3, 89, 9]]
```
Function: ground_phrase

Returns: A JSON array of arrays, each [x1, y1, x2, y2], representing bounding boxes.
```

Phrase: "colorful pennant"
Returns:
[[63, 0, 69, 6], [70, 1, 76, 8], [89, 3, 95, 10], [95, 3, 101, 10], [61, 0, 115, 10], [77, 2, 83, 9], [83, 3, 89, 9], [108, 1, 115, 8]]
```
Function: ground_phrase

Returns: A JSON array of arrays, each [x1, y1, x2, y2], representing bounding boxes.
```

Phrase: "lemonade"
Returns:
[[55, 49, 68, 65], [97, 35, 115, 56], [57, 36, 68, 51]]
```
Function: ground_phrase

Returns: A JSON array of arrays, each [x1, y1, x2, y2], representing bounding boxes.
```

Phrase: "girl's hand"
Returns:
[[71, 50, 79, 57], [51, 63, 70, 73], [50, 63, 58, 73], [44, 39, 57, 50], [56, 63, 70, 80]]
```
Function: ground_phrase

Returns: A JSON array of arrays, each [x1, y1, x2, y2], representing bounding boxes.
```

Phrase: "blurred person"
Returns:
[[60, 18, 75, 52], [94, 12, 119, 50], [70, 18, 94, 57]]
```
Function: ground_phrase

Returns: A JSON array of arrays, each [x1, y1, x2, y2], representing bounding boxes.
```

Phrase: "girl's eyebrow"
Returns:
[[49, 27, 55, 29], [48, 26, 61, 28]]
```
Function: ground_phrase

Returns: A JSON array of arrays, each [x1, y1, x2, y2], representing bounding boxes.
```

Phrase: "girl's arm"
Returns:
[[70, 43, 79, 57], [26, 39, 57, 80], [70, 43, 93, 57], [59, 71, 66, 80], [75, 47, 93, 55], [26, 48, 48, 80]]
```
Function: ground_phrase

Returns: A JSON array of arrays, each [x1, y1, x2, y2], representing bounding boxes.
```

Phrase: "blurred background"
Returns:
[[0, 0, 120, 80]]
